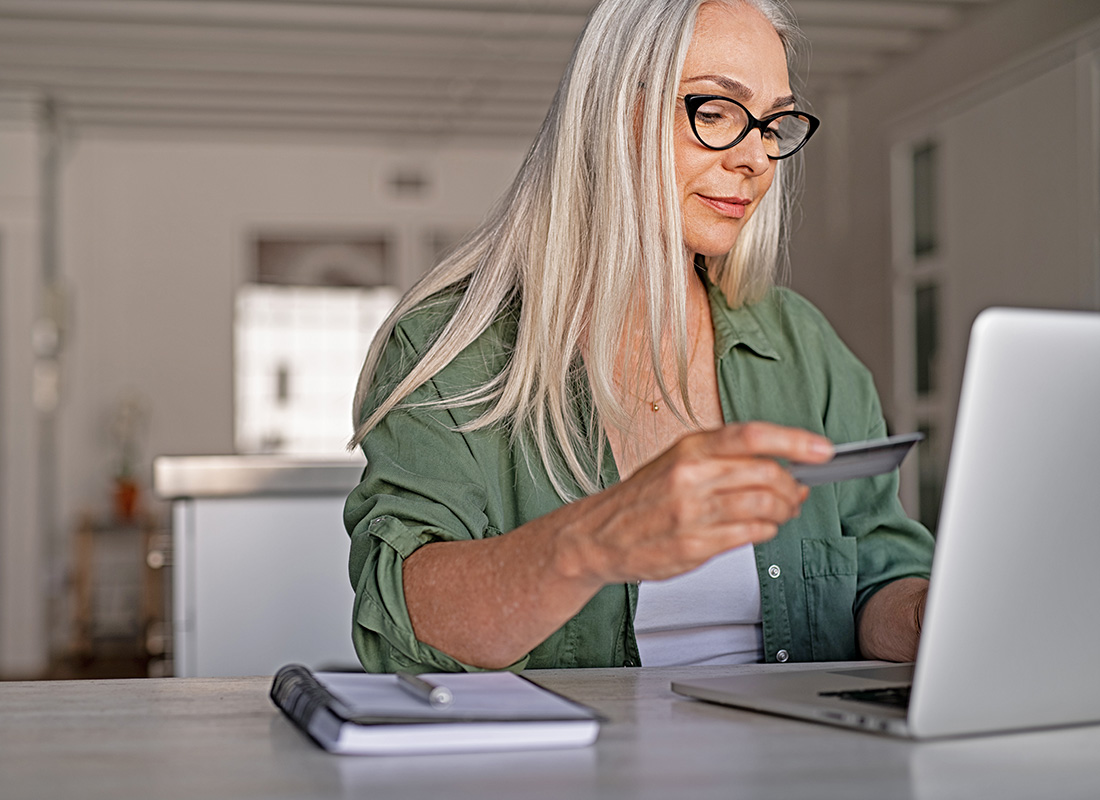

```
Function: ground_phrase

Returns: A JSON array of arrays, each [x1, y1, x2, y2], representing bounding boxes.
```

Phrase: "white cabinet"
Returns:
[[156, 456, 364, 677]]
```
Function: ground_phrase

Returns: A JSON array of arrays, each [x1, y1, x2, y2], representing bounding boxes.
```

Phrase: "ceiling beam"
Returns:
[[800, 24, 924, 52], [0, 18, 579, 60], [0, 66, 558, 103], [791, 1, 963, 30], [0, 42, 566, 83], [60, 105, 544, 140], [0, 0, 590, 37]]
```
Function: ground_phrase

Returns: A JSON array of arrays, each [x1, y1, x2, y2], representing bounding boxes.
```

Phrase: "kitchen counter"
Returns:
[[154, 454, 365, 677]]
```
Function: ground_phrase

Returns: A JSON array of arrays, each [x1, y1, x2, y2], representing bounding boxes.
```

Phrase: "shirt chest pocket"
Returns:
[[801, 538, 858, 661]]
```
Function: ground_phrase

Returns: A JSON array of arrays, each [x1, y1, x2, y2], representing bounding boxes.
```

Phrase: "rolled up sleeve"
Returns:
[[838, 403, 935, 619], [344, 317, 528, 673]]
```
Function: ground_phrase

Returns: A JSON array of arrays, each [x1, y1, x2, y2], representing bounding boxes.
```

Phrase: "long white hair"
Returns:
[[351, 0, 808, 499]]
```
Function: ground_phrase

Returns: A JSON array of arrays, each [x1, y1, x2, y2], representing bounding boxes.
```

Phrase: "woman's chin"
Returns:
[[688, 237, 741, 260], [684, 220, 747, 259]]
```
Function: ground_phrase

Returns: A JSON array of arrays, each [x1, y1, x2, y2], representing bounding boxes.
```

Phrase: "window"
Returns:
[[235, 284, 399, 455], [914, 282, 939, 397], [234, 235, 398, 456], [912, 142, 938, 257]]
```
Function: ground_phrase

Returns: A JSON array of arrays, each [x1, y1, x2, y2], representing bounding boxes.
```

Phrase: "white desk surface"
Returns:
[[2, 664, 1099, 800]]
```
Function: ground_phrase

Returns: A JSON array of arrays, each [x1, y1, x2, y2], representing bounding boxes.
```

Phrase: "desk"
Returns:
[[2, 665, 1098, 800]]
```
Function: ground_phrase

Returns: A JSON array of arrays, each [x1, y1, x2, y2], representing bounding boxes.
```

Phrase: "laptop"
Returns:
[[672, 307, 1100, 738]]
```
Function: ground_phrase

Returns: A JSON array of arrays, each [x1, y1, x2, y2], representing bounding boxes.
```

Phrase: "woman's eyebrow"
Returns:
[[768, 93, 797, 111], [683, 74, 797, 110]]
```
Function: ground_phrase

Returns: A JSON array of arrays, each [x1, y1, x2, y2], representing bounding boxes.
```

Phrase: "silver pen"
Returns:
[[396, 671, 454, 709]]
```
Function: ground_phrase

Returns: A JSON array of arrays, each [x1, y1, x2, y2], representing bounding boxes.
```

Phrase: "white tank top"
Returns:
[[633, 544, 764, 666]]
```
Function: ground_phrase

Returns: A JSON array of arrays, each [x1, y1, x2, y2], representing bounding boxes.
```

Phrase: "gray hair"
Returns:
[[351, 0, 809, 499]]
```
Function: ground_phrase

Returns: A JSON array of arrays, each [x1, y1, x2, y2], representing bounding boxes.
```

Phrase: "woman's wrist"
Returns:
[[546, 493, 617, 589]]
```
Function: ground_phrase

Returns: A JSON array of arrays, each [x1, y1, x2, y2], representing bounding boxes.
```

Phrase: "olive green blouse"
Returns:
[[345, 283, 935, 672]]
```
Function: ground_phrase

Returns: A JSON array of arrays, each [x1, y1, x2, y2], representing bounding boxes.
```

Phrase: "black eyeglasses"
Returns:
[[683, 94, 820, 160]]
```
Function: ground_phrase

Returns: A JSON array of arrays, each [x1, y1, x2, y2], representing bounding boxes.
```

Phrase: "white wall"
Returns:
[[909, 56, 1098, 415], [58, 132, 526, 528], [885, 43, 1100, 517], [790, 0, 1100, 423], [0, 93, 49, 676], [0, 128, 526, 675]]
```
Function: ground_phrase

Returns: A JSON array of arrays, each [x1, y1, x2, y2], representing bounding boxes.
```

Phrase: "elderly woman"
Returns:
[[345, 0, 934, 673]]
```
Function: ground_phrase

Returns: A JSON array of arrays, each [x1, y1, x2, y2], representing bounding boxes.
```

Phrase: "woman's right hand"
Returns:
[[554, 421, 835, 586], [402, 421, 833, 669]]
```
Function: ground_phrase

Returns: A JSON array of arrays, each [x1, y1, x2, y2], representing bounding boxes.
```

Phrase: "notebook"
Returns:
[[672, 307, 1100, 738], [270, 664, 602, 755]]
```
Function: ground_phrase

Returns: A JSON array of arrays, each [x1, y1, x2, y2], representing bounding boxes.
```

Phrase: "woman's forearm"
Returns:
[[401, 493, 610, 669], [856, 577, 929, 662], [401, 422, 831, 669]]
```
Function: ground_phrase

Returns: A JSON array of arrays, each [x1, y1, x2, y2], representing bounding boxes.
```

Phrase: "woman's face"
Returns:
[[675, 2, 793, 258]]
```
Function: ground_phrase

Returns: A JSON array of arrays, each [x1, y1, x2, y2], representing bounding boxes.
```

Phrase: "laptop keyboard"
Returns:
[[819, 685, 912, 709]]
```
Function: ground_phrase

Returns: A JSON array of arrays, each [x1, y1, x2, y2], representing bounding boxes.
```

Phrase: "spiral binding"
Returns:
[[271, 663, 347, 723]]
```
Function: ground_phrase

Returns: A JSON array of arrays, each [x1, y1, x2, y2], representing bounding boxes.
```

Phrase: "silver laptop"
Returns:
[[672, 307, 1100, 738]]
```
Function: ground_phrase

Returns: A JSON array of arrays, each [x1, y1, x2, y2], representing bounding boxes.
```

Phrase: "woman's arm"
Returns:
[[403, 422, 833, 669], [856, 577, 928, 662]]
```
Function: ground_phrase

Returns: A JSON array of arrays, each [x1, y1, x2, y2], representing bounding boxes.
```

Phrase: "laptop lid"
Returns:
[[907, 307, 1100, 737], [672, 307, 1100, 739]]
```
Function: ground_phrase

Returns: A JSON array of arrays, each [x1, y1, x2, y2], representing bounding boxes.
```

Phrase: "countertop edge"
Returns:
[[153, 454, 365, 498]]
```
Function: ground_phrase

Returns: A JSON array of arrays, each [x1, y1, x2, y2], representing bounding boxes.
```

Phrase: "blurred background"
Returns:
[[1, 0, 1097, 680]]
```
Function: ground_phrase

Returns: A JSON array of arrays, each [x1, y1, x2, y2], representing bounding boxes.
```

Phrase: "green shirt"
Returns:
[[345, 283, 935, 672]]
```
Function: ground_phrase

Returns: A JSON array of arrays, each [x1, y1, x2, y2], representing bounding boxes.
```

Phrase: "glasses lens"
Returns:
[[691, 97, 749, 150], [767, 113, 813, 158]]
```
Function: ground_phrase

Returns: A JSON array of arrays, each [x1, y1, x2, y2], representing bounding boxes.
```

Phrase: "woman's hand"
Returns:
[[555, 421, 835, 585], [404, 421, 833, 669]]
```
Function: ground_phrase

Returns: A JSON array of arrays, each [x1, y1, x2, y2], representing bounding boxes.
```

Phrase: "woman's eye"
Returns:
[[694, 103, 729, 123]]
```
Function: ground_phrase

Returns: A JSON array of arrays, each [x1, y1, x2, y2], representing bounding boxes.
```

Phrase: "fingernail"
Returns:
[[810, 439, 834, 457]]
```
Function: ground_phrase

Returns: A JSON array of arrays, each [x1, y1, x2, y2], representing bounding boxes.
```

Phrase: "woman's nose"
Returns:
[[723, 129, 771, 175]]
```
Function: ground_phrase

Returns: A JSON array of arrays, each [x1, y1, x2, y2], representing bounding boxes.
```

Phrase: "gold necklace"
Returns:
[[644, 305, 706, 413]]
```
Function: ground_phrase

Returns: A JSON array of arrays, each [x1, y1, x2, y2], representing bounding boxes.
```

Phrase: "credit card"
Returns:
[[788, 432, 924, 487]]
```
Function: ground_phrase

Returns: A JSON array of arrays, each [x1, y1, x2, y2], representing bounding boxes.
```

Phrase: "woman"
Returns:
[[345, 0, 934, 673]]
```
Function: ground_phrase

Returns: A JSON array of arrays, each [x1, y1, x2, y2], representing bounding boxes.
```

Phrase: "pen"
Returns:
[[396, 672, 454, 709]]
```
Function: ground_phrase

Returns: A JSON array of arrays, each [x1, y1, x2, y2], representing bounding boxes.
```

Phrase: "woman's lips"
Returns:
[[697, 194, 750, 219]]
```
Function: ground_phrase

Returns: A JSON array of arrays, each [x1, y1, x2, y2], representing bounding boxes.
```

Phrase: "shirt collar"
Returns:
[[704, 275, 781, 362]]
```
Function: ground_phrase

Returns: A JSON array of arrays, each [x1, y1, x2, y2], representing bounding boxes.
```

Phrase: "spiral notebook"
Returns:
[[270, 664, 602, 755]]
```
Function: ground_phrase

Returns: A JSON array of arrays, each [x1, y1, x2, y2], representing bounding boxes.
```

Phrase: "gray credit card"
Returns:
[[788, 432, 924, 487]]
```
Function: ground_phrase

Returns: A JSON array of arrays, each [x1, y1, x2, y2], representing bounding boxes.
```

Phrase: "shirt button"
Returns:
[[776, 649, 790, 663], [768, 564, 781, 579]]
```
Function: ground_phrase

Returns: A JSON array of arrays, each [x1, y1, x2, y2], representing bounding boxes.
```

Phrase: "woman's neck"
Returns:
[[603, 265, 723, 478]]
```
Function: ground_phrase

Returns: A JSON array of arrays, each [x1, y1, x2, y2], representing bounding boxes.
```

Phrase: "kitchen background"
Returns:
[[1, 0, 1098, 679]]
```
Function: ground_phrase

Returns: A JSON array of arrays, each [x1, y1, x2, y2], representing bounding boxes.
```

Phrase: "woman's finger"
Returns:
[[695, 421, 834, 464]]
